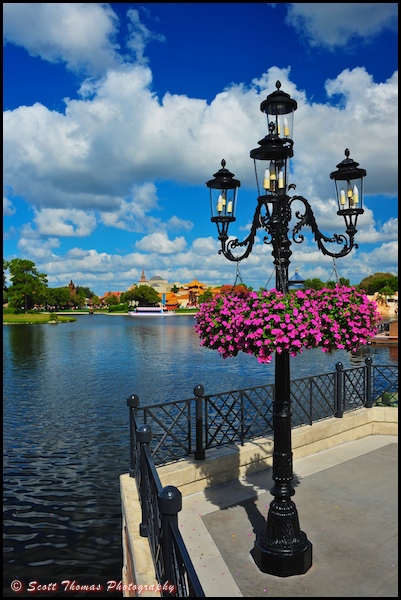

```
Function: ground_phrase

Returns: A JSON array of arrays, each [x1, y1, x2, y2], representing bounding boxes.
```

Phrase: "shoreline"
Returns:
[[3, 311, 198, 324]]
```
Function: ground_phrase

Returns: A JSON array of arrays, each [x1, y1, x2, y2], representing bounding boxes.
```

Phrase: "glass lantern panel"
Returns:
[[254, 158, 289, 197], [336, 177, 364, 211], [264, 110, 295, 140], [210, 187, 237, 219]]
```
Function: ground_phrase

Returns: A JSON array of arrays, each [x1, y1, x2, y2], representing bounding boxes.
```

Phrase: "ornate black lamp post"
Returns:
[[206, 81, 366, 577]]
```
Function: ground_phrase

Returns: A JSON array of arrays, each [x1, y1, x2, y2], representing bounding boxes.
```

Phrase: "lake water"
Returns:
[[3, 314, 397, 596]]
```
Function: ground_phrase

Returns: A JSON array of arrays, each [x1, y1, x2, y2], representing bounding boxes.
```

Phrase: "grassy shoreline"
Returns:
[[3, 312, 77, 324], [3, 308, 198, 324]]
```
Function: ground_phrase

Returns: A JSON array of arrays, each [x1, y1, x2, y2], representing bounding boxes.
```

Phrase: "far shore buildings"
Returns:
[[98, 269, 398, 316], [132, 268, 221, 309], [99, 269, 222, 308]]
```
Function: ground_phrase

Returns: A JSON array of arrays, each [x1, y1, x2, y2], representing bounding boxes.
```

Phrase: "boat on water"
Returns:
[[128, 306, 175, 317], [369, 319, 398, 345]]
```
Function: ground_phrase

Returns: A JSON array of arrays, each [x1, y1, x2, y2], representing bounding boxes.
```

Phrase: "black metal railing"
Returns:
[[125, 358, 397, 595], [129, 359, 398, 466], [127, 396, 205, 598]]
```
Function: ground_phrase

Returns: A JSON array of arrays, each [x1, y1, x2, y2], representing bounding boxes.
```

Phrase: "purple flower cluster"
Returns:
[[194, 286, 382, 364]]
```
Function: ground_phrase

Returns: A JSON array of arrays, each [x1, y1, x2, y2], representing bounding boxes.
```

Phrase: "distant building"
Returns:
[[182, 278, 208, 306], [137, 269, 170, 294], [138, 268, 147, 285], [148, 275, 169, 293], [288, 269, 305, 289], [101, 291, 123, 304], [164, 278, 221, 308], [68, 280, 77, 296], [126, 270, 223, 308]]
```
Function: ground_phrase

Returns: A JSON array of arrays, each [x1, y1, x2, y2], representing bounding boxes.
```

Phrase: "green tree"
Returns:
[[379, 285, 395, 298], [303, 278, 325, 291], [170, 284, 179, 293], [76, 286, 95, 298], [120, 289, 137, 304], [3, 259, 9, 291], [72, 288, 86, 308], [104, 294, 119, 306], [325, 277, 350, 289], [359, 272, 398, 294], [3, 260, 10, 305], [131, 285, 161, 306], [45, 287, 72, 309], [91, 295, 100, 307], [198, 289, 213, 304], [7, 259, 48, 312]]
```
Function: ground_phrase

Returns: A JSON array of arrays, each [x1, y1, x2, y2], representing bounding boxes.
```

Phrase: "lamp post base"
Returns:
[[251, 534, 312, 577]]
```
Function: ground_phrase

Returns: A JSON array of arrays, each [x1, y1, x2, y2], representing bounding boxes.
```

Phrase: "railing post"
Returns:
[[335, 362, 344, 418], [137, 424, 152, 537], [127, 394, 140, 477], [365, 357, 373, 408], [240, 390, 245, 445], [194, 385, 205, 460], [158, 486, 182, 595]]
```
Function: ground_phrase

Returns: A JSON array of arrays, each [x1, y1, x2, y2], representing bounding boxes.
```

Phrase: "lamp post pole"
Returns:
[[252, 192, 312, 576], [206, 81, 366, 577]]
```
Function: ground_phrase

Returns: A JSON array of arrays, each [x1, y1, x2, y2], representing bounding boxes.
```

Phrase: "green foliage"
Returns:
[[91, 294, 100, 306], [76, 286, 94, 298], [302, 278, 325, 290], [379, 286, 395, 297], [130, 285, 161, 306], [375, 392, 398, 407], [7, 259, 48, 312], [108, 303, 128, 312], [3, 259, 10, 291], [120, 289, 137, 303], [358, 273, 398, 294], [198, 289, 213, 304], [104, 294, 119, 306], [45, 287, 72, 308]]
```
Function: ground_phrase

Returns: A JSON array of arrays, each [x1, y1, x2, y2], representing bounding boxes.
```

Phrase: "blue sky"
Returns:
[[3, 3, 398, 296]]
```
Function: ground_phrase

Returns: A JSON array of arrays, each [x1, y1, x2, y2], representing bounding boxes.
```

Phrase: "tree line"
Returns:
[[3, 259, 97, 312], [3, 258, 398, 313], [3, 258, 162, 312]]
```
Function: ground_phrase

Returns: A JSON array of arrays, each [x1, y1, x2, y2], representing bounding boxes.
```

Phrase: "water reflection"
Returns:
[[7, 324, 46, 369], [388, 345, 398, 363], [349, 343, 398, 366]]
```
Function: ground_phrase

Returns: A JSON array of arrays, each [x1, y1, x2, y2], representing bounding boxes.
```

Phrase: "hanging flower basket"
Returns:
[[194, 285, 382, 364]]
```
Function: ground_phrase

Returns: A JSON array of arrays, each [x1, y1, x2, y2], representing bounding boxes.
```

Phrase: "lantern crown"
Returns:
[[330, 148, 367, 181], [260, 81, 298, 116], [206, 159, 241, 190]]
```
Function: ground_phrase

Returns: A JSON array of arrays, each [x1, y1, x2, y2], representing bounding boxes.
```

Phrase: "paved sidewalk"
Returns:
[[179, 435, 398, 597]]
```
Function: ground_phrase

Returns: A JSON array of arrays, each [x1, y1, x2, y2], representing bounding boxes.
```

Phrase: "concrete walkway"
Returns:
[[179, 435, 398, 597]]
